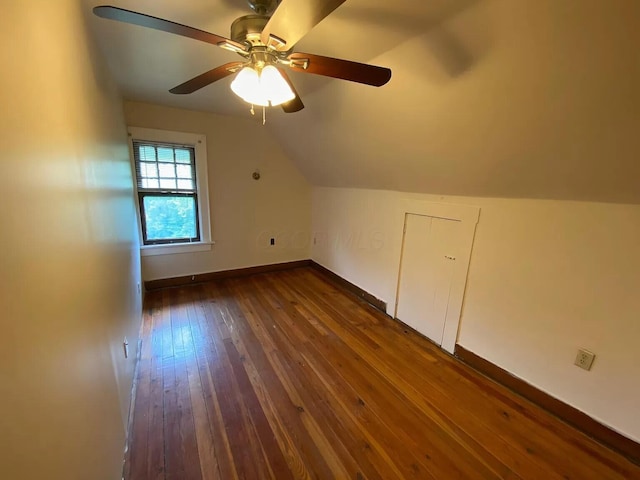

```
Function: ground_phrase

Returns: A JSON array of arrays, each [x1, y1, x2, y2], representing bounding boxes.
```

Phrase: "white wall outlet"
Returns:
[[574, 348, 595, 370]]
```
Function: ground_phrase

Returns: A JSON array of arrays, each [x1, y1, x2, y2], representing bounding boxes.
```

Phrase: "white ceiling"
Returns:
[[85, 0, 640, 203]]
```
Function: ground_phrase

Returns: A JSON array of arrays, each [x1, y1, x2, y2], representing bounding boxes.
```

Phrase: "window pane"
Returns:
[[177, 179, 193, 190], [140, 162, 158, 178], [142, 178, 159, 189], [139, 146, 156, 161], [176, 164, 193, 179], [159, 178, 176, 189], [175, 149, 191, 164], [143, 196, 197, 241], [157, 147, 174, 162], [158, 163, 175, 178]]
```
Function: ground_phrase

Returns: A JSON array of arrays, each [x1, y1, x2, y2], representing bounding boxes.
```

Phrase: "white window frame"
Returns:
[[128, 127, 212, 256]]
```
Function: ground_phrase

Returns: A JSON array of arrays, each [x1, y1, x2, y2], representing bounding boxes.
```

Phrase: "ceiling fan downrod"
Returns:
[[247, 0, 279, 16]]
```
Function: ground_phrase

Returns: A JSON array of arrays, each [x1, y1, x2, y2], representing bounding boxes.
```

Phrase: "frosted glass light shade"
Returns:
[[230, 67, 268, 106], [230, 65, 295, 107], [261, 65, 295, 106]]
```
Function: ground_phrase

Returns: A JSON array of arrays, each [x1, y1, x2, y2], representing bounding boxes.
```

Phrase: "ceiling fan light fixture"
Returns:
[[230, 65, 294, 107], [230, 66, 269, 106]]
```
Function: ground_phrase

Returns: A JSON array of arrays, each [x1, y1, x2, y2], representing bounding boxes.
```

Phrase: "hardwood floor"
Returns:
[[125, 267, 640, 479]]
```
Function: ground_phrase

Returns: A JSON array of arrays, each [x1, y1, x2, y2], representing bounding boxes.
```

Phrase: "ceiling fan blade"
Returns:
[[287, 52, 392, 86], [93, 6, 248, 53], [260, 0, 346, 51], [279, 70, 304, 113], [169, 62, 244, 95]]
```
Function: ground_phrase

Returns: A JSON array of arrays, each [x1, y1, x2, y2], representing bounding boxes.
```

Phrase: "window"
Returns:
[[134, 142, 199, 244], [128, 128, 211, 256]]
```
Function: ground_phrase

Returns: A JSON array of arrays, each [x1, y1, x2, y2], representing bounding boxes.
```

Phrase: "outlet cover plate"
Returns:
[[575, 349, 595, 371]]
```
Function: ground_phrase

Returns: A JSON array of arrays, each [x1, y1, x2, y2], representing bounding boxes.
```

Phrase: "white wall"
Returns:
[[311, 186, 640, 443], [124, 101, 311, 281], [0, 2, 142, 479]]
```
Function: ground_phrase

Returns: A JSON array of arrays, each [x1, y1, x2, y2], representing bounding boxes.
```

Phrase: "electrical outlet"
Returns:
[[270, 237, 275, 246], [574, 348, 595, 371]]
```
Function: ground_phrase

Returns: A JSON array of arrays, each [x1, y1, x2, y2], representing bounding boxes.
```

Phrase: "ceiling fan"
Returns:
[[94, 0, 392, 114]]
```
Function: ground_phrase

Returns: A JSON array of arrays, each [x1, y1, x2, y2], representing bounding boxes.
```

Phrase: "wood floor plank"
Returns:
[[208, 286, 323, 480], [223, 336, 294, 480], [190, 286, 240, 480], [199, 288, 270, 480], [226, 332, 317, 480], [183, 290, 222, 480], [145, 291, 166, 480], [244, 276, 434, 479], [262, 273, 507, 479], [289, 269, 635, 479], [273, 271, 544, 478], [215, 280, 348, 480], [230, 279, 381, 480], [163, 288, 202, 480], [125, 267, 640, 480]]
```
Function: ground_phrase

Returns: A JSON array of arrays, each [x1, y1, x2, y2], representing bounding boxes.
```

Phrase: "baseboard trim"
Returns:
[[310, 261, 387, 313], [144, 260, 312, 290], [454, 344, 640, 465], [122, 336, 143, 479]]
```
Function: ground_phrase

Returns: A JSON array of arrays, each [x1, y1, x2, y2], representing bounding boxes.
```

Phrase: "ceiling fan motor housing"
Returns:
[[231, 15, 270, 46]]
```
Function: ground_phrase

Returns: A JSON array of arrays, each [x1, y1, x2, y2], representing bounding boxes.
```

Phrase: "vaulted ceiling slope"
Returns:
[[86, 0, 640, 204]]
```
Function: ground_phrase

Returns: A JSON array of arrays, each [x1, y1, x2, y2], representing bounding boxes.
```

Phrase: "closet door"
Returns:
[[396, 213, 461, 345]]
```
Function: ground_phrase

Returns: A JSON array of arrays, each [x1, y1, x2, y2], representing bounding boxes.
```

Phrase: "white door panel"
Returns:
[[396, 214, 461, 345]]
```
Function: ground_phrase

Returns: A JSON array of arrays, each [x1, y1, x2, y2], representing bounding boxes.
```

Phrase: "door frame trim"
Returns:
[[394, 201, 480, 353]]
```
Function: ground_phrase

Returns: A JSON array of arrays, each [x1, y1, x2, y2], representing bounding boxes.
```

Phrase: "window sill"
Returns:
[[140, 242, 213, 257]]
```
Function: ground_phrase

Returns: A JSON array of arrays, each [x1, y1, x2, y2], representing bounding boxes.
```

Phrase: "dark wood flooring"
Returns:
[[125, 267, 640, 479]]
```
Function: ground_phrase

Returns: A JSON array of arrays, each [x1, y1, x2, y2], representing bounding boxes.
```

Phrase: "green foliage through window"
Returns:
[[142, 196, 197, 241]]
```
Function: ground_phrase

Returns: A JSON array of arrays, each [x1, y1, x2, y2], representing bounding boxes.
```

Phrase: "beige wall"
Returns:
[[124, 101, 311, 281], [0, 2, 142, 479], [311, 186, 640, 443], [267, 0, 640, 204]]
